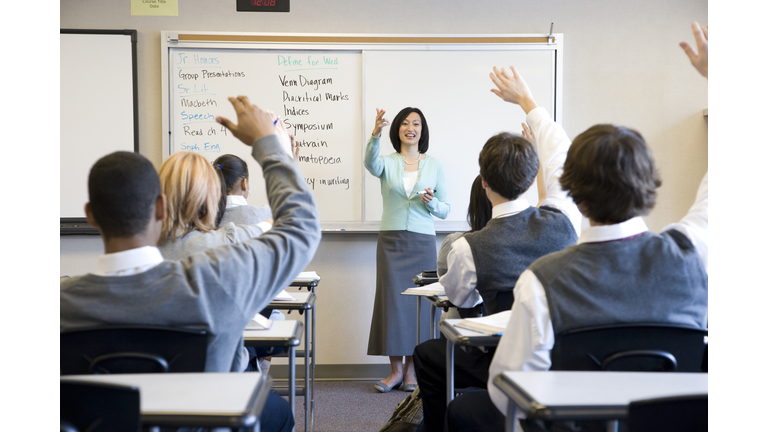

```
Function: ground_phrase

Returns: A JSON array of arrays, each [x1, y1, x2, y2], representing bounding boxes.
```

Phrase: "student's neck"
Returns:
[[103, 234, 156, 255]]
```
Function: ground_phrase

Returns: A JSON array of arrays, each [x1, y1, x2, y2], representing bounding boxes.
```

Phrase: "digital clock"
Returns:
[[237, 0, 289, 12]]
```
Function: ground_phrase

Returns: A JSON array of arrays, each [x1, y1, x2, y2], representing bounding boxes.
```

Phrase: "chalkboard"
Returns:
[[60, 29, 138, 234], [161, 33, 563, 231]]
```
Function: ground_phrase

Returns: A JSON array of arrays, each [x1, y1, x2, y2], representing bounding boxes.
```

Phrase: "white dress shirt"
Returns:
[[93, 246, 165, 277], [487, 172, 709, 416], [439, 107, 582, 309]]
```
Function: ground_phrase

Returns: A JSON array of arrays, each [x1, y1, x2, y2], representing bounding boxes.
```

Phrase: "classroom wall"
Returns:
[[60, 0, 708, 370]]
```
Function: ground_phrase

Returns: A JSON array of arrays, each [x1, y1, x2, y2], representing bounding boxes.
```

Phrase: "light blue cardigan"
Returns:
[[365, 135, 450, 235]]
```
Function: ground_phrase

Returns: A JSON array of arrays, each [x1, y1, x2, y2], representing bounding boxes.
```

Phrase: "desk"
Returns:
[[438, 319, 501, 405], [269, 291, 316, 431], [60, 372, 271, 431], [244, 319, 303, 419], [492, 371, 709, 432]]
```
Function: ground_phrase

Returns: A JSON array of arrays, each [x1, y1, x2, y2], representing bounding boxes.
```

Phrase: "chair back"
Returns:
[[60, 325, 208, 375], [60, 380, 141, 432], [627, 394, 707, 432], [550, 323, 707, 372]]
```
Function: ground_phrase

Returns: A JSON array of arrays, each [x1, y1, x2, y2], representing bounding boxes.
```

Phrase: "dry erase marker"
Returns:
[[417, 189, 436, 195], [273, 116, 283, 126]]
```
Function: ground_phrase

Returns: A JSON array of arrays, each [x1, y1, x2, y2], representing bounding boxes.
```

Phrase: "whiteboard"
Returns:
[[161, 33, 563, 231], [167, 48, 362, 222], [363, 49, 554, 223], [60, 30, 138, 233]]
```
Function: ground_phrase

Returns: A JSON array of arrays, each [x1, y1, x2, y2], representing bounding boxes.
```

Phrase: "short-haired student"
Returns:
[[445, 22, 709, 432], [60, 96, 321, 432]]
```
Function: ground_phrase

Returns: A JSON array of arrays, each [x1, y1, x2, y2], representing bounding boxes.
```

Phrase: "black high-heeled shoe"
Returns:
[[373, 377, 403, 393]]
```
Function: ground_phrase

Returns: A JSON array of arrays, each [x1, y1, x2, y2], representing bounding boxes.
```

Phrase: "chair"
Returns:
[[61, 325, 208, 375], [627, 394, 707, 432], [550, 322, 708, 372], [60, 380, 141, 432]]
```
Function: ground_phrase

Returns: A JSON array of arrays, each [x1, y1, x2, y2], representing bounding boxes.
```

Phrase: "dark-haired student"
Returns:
[[445, 22, 709, 432], [414, 66, 581, 432], [214, 153, 274, 227], [60, 95, 321, 432]]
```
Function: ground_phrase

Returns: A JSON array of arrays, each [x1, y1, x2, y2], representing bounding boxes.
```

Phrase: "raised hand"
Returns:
[[521, 121, 535, 143], [269, 110, 293, 156], [372, 108, 390, 137], [489, 66, 538, 114], [216, 96, 274, 146], [679, 21, 708, 78]]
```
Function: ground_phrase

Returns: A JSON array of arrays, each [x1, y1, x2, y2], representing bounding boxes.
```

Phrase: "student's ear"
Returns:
[[481, 177, 489, 190], [241, 177, 249, 199], [155, 194, 167, 221], [84, 203, 99, 228]]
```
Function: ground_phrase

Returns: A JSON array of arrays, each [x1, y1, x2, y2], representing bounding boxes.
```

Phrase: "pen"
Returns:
[[417, 190, 436, 195], [273, 116, 283, 126]]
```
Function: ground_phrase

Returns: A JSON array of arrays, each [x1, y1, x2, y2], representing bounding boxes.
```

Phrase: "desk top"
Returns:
[[494, 371, 708, 421], [243, 319, 303, 346], [269, 291, 315, 310], [438, 319, 501, 347], [61, 372, 270, 427]]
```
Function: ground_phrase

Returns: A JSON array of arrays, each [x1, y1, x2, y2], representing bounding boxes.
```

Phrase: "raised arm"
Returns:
[[680, 21, 708, 79], [364, 108, 390, 177], [490, 66, 582, 234], [210, 96, 322, 315]]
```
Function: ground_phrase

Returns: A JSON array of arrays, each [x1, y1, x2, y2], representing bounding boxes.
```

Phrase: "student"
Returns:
[[155, 151, 272, 262], [213, 153, 273, 227], [60, 95, 321, 432], [445, 22, 709, 432], [414, 68, 582, 432]]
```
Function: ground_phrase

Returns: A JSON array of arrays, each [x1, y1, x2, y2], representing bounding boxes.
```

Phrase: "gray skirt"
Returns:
[[367, 230, 435, 356]]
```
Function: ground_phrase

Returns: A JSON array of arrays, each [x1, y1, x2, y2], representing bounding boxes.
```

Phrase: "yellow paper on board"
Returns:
[[131, 0, 178, 16]]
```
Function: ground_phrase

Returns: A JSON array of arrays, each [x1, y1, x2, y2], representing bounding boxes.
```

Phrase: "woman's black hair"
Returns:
[[212, 154, 249, 226], [389, 107, 429, 154], [467, 174, 493, 232], [213, 154, 250, 192]]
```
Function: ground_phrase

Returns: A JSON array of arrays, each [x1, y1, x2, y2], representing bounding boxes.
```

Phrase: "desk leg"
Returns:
[[446, 338, 454, 405], [606, 420, 618, 432], [506, 401, 518, 432], [287, 345, 295, 418], [309, 303, 316, 432], [304, 308, 310, 432], [429, 303, 435, 340], [416, 296, 422, 345]]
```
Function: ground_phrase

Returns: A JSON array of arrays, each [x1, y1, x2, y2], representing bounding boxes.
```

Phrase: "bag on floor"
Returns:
[[379, 386, 423, 432]]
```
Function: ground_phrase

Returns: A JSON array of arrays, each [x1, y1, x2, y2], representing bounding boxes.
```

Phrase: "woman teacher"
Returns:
[[365, 107, 450, 393]]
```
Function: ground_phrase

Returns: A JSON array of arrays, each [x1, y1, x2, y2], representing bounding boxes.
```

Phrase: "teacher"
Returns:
[[365, 107, 451, 393]]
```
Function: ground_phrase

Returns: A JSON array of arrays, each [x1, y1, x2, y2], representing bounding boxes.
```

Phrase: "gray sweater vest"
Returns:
[[529, 229, 708, 334], [463, 206, 577, 315]]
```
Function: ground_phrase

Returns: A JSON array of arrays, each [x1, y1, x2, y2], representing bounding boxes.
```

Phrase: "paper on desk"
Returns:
[[245, 313, 273, 331], [402, 282, 445, 296], [294, 271, 321, 282], [454, 310, 512, 336], [272, 290, 296, 301]]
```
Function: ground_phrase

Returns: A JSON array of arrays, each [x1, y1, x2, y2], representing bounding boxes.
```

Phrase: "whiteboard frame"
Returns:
[[160, 31, 564, 232], [61, 29, 140, 235]]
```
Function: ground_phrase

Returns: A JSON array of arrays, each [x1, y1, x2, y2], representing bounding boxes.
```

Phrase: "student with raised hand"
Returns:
[[445, 22, 708, 432], [60, 95, 321, 432], [413, 66, 581, 432]]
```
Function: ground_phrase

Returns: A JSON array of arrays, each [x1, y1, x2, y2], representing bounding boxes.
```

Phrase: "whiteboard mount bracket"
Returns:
[[167, 33, 179, 43], [548, 23, 555, 44]]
